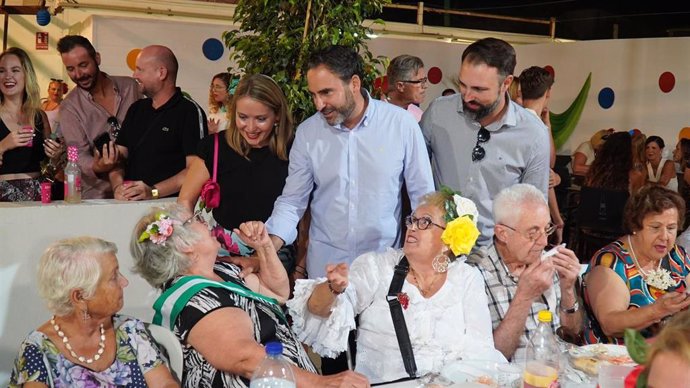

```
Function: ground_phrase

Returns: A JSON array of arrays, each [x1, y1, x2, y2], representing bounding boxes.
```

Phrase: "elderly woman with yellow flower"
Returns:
[[287, 189, 506, 384]]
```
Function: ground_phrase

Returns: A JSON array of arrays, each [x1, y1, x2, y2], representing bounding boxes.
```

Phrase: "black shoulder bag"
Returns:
[[386, 256, 417, 378]]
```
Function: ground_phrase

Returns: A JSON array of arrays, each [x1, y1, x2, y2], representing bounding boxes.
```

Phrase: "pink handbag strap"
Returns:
[[212, 133, 219, 182]]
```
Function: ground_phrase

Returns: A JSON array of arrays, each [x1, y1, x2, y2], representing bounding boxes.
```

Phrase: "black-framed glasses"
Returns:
[[500, 222, 556, 242], [405, 215, 445, 231], [50, 78, 63, 83], [471, 127, 491, 162], [400, 77, 428, 86]]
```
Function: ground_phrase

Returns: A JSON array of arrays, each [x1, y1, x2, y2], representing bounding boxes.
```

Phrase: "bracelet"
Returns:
[[293, 267, 308, 277], [328, 281, 346, 295], [560, 300, 579, 314]]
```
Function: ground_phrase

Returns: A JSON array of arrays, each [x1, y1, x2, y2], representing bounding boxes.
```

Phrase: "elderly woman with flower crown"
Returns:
[[131, 205, 370, 388], [583, 185, 690, 344], [287, 189, 506, 384]]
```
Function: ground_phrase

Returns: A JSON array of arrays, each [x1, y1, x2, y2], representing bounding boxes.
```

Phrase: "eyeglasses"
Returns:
[[210, 84, 227, 91], [500, 222, 556, 242], [472, 127, 491, 162], [400, 77, 428, 86], [183, 210, 206, 226], [50, 78, 63, 83], [405, 215, 445, 231], [107, 116, 120, 139]]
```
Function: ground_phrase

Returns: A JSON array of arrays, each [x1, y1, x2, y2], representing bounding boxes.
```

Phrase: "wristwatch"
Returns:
[[560, 301, 579, 314], [151, 188, 159, 199]]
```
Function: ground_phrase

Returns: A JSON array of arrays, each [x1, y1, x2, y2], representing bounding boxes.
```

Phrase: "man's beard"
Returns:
[[75, 68, 100, 92], [322, 88, 356, 126], [463, 92, 502, 122]]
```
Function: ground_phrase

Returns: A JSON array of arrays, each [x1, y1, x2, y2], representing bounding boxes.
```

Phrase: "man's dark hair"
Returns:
[[518, 66, 554, 100], [57, 35, 97, 60], [307, 45, 363, 83], [461, 37, 516, 79]]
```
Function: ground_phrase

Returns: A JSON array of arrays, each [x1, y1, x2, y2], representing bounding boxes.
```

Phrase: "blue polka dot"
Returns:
[[202, 38, 224, 61], [598, 87, 615, 109]]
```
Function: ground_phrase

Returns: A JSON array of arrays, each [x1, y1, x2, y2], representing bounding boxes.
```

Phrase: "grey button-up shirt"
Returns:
[[420, 93, 550, 246]]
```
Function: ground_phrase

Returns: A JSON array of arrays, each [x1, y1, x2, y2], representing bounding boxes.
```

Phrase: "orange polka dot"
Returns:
[[126, 49, 141, 72]]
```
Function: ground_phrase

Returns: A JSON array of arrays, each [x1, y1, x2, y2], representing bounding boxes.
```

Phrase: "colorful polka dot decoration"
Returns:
[[598, 87, 615, 109], [659, 71, 675, 93], [202, 38, 224, 61], [427, 67, 442, 84], [126, 49, 141, 72], [374, 75, 388, 93]]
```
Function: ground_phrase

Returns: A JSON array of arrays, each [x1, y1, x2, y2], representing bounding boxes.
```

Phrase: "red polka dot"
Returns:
[[544, 65, 555, 79], [428, 67, 442, 84], [374, 75, 388, 94], [659, 71, 675, 93]]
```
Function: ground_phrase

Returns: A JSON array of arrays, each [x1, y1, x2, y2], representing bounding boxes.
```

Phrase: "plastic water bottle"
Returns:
[[523, 310, 560, 388], [249, 342, 296, 388], [64, 145, 82, 204]]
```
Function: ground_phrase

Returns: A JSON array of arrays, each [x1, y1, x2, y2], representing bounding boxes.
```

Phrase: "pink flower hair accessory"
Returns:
[[138, 213, 181, 246]]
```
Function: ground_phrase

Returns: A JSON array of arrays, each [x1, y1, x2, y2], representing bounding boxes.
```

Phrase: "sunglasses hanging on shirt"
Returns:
[[471, 127, 491, 162]]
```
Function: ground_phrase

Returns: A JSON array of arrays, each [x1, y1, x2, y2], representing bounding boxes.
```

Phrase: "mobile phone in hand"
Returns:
[[93, 132, 111, 157]]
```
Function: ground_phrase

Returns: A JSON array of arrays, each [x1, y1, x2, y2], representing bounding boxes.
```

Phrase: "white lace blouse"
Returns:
[[286, 248, 506, 384]]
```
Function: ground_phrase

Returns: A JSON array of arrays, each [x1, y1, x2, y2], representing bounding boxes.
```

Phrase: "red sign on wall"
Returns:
[[36, 32, 49, 50]]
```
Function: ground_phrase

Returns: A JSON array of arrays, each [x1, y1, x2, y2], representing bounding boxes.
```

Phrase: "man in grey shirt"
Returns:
[[420, 37, 550, 246]]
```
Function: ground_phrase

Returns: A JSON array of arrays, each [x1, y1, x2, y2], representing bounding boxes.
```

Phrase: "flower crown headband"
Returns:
[[438, 187, 480, 257], [138, 212, 181, 246]]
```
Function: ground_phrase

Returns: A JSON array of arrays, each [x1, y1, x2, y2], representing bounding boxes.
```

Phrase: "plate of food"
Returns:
[[569, 344, 636, 376], [440, 360, 522, 387]]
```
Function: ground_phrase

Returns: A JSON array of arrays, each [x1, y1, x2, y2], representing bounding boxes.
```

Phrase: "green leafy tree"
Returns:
[[223, 0, 390, 125]]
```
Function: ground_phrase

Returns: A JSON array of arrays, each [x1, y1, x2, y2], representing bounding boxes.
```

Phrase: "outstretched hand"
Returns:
[[233, 221, 272, 250]]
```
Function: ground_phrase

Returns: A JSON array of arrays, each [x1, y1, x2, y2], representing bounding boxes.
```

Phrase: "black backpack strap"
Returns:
[[386, 256, 417, 378]]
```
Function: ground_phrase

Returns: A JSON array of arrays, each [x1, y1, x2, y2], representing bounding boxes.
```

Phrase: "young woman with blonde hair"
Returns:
[[0, 47, 52, 201], [179, 74, 295, 269]]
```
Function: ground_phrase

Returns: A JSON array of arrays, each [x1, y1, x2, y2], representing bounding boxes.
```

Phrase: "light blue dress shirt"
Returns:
[[266, 93, 434, 278]]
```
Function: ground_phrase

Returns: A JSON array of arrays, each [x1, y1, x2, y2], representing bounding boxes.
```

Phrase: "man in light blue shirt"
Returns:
[[266, 45, 434, 280]]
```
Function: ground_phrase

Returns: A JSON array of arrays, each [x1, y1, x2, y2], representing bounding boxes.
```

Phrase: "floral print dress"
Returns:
[[9, 314, 166, 387]]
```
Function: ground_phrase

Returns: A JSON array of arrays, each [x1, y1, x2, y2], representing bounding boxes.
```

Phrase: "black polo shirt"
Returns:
[[117, 88, 208, 193]]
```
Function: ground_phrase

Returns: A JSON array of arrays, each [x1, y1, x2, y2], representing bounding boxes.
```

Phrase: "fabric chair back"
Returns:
[[145, 322, 183, 382], [576, 186, 629, 232]]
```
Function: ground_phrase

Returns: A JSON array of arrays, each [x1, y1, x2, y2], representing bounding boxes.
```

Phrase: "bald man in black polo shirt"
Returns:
[[110, 45, 208, 200]]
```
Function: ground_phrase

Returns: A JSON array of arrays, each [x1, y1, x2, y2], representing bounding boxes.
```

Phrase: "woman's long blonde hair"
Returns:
[[0, 47, 41, 128], [226, 74, 293, 161]]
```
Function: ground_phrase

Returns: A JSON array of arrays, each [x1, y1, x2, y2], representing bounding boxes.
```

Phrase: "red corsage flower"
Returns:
[[397, 292, 410, 310]]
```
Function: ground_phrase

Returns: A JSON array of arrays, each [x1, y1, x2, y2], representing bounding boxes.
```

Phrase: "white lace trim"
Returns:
[[286, 278, 356, 358]]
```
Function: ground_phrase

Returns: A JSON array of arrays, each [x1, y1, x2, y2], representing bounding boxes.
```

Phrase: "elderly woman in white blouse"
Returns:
[[287, 190, 505, 384]]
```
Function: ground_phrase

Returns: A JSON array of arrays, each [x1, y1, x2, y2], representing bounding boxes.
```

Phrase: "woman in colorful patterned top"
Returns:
[[583, 186, 690, 344], [130, 205, 368, 388], [10, 236, 178, 388]]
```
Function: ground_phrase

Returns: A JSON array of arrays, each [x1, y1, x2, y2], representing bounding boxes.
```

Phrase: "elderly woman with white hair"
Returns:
[[9, 236, 178, 388], [288, 189, 506, 384], [130, 205, 369, 388]]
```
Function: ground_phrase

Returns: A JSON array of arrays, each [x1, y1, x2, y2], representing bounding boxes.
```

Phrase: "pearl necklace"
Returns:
[[627, 235, 662, 277], [51, 315, 106, 364], [409, 266, 440, 297]]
